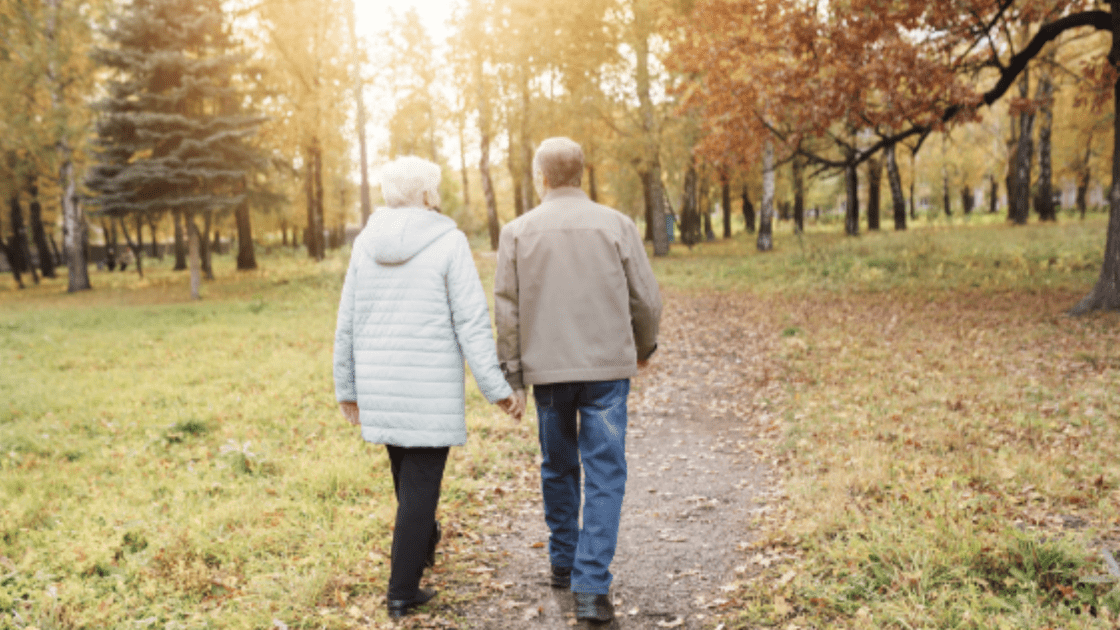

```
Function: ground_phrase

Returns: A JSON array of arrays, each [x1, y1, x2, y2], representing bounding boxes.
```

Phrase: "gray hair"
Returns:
[[379, 156, 442, 209], [533, 137, 584, 189]]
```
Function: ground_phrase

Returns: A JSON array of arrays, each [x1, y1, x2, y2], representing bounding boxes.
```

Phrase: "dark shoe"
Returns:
[[550, 564, 572, 588], [426, 520, 441, 568], [574, 592, 614, 623], [387, 588, 437, 618]]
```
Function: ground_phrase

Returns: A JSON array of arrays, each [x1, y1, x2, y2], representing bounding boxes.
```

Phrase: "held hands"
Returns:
[[339, 401, 360, 426], [497, 389, 526, 421]]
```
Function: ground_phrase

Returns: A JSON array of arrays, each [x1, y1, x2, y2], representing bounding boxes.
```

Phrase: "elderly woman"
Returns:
[[334, 156, 522, 618]]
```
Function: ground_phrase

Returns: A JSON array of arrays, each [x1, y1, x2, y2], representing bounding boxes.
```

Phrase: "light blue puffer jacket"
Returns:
[[333, 206, 513, 447]]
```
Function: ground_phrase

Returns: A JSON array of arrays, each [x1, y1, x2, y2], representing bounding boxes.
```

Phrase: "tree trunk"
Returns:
[[792, 159, 805, 234], [942, 162, 952, 216], [720, 173, 732, 238], [148, 215, 162, 260], [844, 156, 859, 236], [1036, 73, 1056, 221], [199, 212, 213, 280], [479, 133, 500, 251], [61, 167, 90, 291], [305, 145, 315, 258], [867, 154, 882, 231], [188, 212, 201, 300], [519, 70, 535, 212], [909, 179, 916, 220], [27, 183, 56, 278], [1078, 168, 1090, 220], [699, 172, 714, 240], [758, 141, 775, 251], [962, 186, 974, 214], [49, 233, 61, 267], [588, 164, 599, 202], [46, 0, 90, 292], [508, 125, 524, 217], [1011, 69, 1034, 225], [117, 214, 144, 278], [475, 53, 501, 251], [103, 219, 118, 271], [681, 163, 700, 247], [9, 196, 39, 284], [173, 210, 187, 270], [314, 145, 325, 259], [457, 116, 471, 233], [635, 0, 668, 256], [641, 170, 654, 242], [742, 184, 755, 233], [236, 194, 256, 270], [1070, 31, 1120, 314], [348, 0, 372, 229], [886, 143, 907, 230], [305, 142, 325, 260], [0, 211, 24, 289], [989, 174, 999, 214]]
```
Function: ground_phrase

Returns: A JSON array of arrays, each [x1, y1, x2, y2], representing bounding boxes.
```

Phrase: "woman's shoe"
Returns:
[[387, 587, 438, 618]]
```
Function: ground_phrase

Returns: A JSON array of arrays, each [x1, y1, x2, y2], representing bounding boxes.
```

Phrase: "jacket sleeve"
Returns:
[[446, 232, 514, 404], [621, 219, 662, 361], [493, 224, 523, 390], [333, 246, 360, 403]]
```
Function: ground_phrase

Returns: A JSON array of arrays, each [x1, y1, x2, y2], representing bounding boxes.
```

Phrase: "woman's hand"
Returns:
[[339, 401, 360, 426], [497, 391, 525, 421]]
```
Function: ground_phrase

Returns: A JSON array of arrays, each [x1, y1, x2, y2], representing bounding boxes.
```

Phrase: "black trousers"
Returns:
[[386, 445, 449, 600]]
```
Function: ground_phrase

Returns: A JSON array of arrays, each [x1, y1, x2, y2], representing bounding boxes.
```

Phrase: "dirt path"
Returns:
[[455, 291, 786, 629]]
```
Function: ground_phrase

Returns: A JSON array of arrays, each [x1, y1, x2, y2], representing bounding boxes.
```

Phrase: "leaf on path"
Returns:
[[772, 595, 792, 616]]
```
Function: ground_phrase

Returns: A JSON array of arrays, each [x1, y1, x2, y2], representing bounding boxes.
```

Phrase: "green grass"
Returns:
[[0, 214, 1117, 628], [652, 214, 1105, 298], [0, 251, 537, 629]]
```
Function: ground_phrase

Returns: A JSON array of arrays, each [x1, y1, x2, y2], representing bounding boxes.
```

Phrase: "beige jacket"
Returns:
[[495, 187, 661, 390]]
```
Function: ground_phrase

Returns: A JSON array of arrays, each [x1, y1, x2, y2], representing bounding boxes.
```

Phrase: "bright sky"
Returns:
[[354, 0, 455, 51], [352, 0, 463, 173]]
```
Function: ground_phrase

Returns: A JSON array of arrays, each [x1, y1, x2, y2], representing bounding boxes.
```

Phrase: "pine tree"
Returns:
[[85, 0, 264, 291]]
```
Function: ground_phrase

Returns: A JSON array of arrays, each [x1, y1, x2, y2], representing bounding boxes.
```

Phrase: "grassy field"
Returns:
[[655, 217, 1120, 628], [1, 250, 539, 629], [1, 214, 1118, 629]]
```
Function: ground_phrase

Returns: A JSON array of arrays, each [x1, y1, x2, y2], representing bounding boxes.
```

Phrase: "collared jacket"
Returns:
[[494, 187, 662, 390], [333, 206, 513, 447]]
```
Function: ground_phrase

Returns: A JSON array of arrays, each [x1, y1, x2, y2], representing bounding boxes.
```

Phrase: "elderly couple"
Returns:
[[333, 137, 662, 622]]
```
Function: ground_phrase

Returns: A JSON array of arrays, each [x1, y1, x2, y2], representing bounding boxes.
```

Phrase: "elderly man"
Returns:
[[495, 137, 662, 622]]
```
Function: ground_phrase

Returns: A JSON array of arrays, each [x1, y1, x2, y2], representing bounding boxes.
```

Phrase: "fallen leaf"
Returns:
[[773, 595, 792, 616]]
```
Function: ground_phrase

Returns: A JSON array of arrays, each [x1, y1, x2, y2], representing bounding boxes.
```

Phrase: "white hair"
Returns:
[[379, 156, 442, 209], [533, 137, 584, 190]]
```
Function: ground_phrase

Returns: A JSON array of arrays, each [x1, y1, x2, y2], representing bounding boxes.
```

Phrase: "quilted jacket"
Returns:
[[333, 206, 513, 447]]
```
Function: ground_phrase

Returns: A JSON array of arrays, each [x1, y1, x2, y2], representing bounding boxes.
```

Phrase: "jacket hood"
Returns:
[[363, 206, 458, 264]]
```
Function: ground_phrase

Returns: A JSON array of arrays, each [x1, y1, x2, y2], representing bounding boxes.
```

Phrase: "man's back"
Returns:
[[495, 186, 661, 389]]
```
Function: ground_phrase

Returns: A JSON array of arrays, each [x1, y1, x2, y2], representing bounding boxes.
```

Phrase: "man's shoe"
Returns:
[[573, 592, 614, 623], [387, 588, 437, 618], [425, 521, 441, 568], [550, 564, 572, 588]]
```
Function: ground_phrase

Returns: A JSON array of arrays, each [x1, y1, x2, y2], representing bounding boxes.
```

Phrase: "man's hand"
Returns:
[[637, 358, 651, 370], [339, 401, 360, 426], [497, 389, 526, 421]]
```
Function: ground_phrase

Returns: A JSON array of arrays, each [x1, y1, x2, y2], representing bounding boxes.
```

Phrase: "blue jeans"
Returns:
[[534, 379, 629, 595]]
